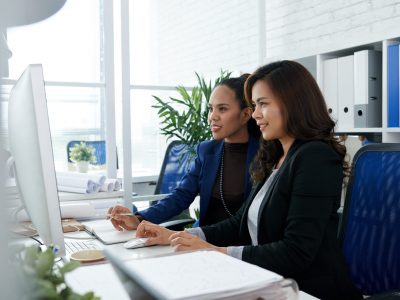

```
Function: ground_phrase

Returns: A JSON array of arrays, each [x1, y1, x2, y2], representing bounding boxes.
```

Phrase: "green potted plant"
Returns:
[[152, 70, 231, 158], [69, 142, 96, 173], [12, 245, 99, 300]]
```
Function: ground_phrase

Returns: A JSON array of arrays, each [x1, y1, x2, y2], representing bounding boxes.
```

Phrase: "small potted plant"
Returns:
[[69, 141, 96, 173], [12, 245, 99, 299]]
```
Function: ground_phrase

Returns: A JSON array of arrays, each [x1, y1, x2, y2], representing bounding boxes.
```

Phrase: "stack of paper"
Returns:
[[56, 172, 122, 194], [57, 172, 105, 193], [116, 250, 293, 299], [100, 178, 121, 192], [15, 201, 97, 222]]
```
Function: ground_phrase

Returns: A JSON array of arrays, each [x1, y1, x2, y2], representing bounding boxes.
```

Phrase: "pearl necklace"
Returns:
[[219, 146, 234, 217]]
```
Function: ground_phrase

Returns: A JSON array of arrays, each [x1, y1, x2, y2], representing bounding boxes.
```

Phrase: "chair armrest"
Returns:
[[366, 290, 400, 300], [367, 290, 400, 300], [159, 218, 195, 231]]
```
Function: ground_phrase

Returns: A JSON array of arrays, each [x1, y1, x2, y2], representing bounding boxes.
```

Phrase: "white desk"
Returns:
[[65, 237, 319, 300]]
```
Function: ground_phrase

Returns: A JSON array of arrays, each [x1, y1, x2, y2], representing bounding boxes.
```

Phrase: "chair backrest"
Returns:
[[338, 143, 400, 295], [154, 141, 193, 195], [67, 140, 107, 166]]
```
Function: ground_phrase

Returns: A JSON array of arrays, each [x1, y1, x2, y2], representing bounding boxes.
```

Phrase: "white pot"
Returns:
[[76, 161, 89, 173]]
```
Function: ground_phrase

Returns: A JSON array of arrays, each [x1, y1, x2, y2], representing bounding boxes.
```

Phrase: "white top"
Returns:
[[247, 169, 279, 245], [187, 169, 279, 260]]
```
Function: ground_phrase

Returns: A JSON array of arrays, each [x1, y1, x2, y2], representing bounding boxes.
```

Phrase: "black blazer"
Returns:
[[202, 140, 362, 300]]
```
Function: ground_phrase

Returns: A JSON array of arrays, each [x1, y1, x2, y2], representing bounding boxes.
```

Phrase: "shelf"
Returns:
[[384, 128, 400, 133], [59, 191, 124, 202], [335, 128, 382, 134]]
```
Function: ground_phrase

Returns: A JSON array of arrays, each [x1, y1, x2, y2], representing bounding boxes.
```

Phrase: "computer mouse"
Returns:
[[123, 237, 149, 249]]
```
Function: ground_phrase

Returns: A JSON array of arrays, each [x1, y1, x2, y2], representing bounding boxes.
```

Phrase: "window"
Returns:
[[4, 0, 104, 172]]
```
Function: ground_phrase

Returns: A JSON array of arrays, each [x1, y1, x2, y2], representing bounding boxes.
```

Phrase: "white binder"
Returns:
[[337, 55, 354, 131], [323, 58, 338, 124], [353, 50, 382, 128]]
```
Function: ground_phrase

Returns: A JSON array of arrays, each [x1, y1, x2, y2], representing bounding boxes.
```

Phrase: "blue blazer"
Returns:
[[138, 135, 260, 226]]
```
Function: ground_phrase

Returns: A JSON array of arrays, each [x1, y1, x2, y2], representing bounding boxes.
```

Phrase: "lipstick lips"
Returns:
[[211, 124, 222, 132], [257, 122, 269, 130]]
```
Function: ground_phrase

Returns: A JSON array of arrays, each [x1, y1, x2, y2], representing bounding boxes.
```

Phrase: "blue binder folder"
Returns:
[[388, 44, 399, 127]]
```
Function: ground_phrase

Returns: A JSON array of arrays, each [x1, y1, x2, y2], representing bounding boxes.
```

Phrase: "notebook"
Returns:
[[83, 219, 135, 245]]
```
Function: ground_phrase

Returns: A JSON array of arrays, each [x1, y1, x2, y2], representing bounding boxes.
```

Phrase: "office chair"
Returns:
[[67, 140, 118, 168], [338, 143, 400, 299], [151, 141, 196, 230]]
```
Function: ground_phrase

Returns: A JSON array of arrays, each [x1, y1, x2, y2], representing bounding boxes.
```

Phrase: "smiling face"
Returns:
[[208, 85, 251, 143], [251, 80, 292, 144]]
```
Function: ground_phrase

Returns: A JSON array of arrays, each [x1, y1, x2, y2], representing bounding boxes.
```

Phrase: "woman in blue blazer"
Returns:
[[135, 61, 362, 300], [109, 74, 260, 229]]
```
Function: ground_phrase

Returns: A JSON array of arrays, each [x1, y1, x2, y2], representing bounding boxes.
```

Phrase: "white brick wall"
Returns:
[[152, 0, 260, 85], [265, 0, 400, 61], [147, 1, 400, 84]]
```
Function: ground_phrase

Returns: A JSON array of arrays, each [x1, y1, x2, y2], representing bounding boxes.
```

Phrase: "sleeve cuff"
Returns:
[[227, 246, 244, 260], [134, 213, 144, 222], [185, 227, 206, 240]]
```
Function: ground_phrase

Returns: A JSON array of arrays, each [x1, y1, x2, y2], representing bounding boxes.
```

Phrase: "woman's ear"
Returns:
[[242, 107, 252, 122]]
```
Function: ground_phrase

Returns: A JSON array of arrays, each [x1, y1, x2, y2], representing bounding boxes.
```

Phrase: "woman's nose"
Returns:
[[252, 106, 260, 119], [209, 110, 218, 121]]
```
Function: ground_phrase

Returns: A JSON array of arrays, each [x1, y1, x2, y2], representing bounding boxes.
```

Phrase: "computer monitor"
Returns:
[[8, 64, 66, 256]]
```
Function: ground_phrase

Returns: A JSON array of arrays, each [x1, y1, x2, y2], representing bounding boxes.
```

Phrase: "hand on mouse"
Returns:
[[107, 205, 140, 231], [136, 221, 176, 246], [169, 231, 227, 254]]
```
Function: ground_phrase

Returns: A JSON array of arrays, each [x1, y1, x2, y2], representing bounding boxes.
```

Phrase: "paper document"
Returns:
[[15, 202, 97, 222], [65, 263, 129, 300], [56, 172, 107, 194], [123, 250, 283, 299], [83, 219, 135, 245]]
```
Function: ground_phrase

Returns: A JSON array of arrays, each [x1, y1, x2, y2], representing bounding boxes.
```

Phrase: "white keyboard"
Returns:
[[65, 240, 100, 255]]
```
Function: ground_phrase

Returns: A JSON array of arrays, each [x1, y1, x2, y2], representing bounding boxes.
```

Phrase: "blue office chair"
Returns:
[[153, 141, 196, 230], [67, 140, 118, 168], [338, 143, 400, 298], [155, 141, 194, 194]]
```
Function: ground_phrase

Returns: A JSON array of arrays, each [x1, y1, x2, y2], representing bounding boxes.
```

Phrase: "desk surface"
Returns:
[[65, 233, 319, 300]]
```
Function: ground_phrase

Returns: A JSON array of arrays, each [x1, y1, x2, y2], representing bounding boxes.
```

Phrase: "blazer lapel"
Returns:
[[239, 181, 264, 232], [244, 135, 260, 195], [256, 140, 304, 229], [257, 170, 281, 226], [199, 141, 223, 222]]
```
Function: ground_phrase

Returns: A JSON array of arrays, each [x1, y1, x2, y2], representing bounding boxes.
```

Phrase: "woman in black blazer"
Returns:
[[136, 61, 362, 300]]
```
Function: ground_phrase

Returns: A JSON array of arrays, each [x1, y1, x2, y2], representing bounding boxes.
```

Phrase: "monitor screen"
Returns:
[[8, 64, 65, 256]]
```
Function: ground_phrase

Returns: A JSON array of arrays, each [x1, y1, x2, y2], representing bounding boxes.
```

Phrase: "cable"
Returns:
[[29, 236, 43, 246]]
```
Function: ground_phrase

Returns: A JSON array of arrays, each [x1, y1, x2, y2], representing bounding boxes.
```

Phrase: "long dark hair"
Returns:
[[244, 60, 348, 183], [217, 74, 260, 138]]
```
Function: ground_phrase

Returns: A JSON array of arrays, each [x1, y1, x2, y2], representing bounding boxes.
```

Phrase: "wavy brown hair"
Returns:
[[244, 60, 349, 184]]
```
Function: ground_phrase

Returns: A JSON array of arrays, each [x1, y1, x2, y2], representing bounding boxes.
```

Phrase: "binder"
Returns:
[[387, 44, 400, 127], [323, 58, 338, 123], [105, 249, 288, 299], [354, 50, 382, 128], [337, 55, 354, 130]]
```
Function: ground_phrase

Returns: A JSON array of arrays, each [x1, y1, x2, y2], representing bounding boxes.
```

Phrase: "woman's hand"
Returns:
[[136, 221, 176, 245], [169, 231, 227, 254], [107, 205, 140, 231]]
